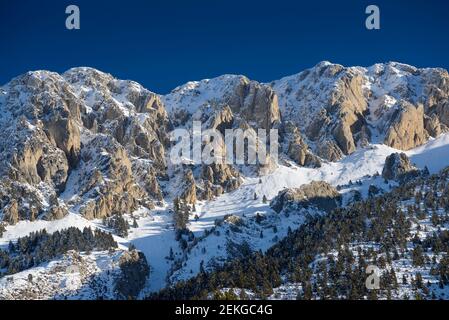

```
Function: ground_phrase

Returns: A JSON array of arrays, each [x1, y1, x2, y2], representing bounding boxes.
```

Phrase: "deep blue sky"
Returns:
[[1, 0, 448, 93]]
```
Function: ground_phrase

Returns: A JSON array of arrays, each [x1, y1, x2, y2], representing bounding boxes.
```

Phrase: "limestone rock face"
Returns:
[[208, 105, 234, 133], [64, 67, 170, 173], [115, 249, 150, 300], [317, 141, 344, 162], [8, 131, 70, 191], [282, 121, 321, 167], [202, 163, 242, 192], [332, 122, 356, 156], [2, 200, 19, 225], [421, 67, 449, 122], [272, 61, 449, 161], [0, 68, 169, 225], [1, 62, 448, 227], [198, 163, 241, 200], [382, 152, 419, 181], [76, 136, 148, 220], [163, 75, 280, 131], [424, 114, 446, 138], [0, 180, 46, 224], [199, 181, 215, 201], [0, 72, 79, 193], [328, 68, 368, 155], [44, 206, 69, 221], [383, 102, 429, 150], [44, 117, 81, 167], [177, 169, 197, 205], [132, 160, 164, 201], [164, 75, 282, 182], [434, 100, 449, 128], [229, 77, 281, 130], [270, 181, 341, 213], [273, 62, 368, 161]]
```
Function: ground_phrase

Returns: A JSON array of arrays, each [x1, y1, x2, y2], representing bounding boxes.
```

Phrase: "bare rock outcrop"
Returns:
[[317, 141, 344, 162], [424, 114, 446, 137], [282, 122, 321, 167], [273, 62, 368, 161], [229, 77, 281, 130], [2, 62, 448, 227], [44, 205, 69, 221], [164, 75, 280, 131], [115, 249, 150, 300], [270, 181, 341, 213], [64, 67, 170, 172], [434, 100, 449, 127], [383, 102, 429, 150], [272, 61, 449, 161], [382, 152, 419, 181], [198, 163, 240, 201], [177, 169, 197, 205], [2, 200, 19, 225], [0, 180, 48, 224], [76, 135, 148, 220], [132, 160, 164, 201], [0, 68, 171, 225], [201, 163, 242, 192]]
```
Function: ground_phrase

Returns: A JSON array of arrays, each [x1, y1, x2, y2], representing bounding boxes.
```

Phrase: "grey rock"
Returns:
[[270, 181, 341, 213], [382, 152, 419, 181]]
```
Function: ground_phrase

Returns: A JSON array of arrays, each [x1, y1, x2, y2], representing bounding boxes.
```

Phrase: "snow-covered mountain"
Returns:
[[1, 62, 449, 300], [272, 61, 449, 160]]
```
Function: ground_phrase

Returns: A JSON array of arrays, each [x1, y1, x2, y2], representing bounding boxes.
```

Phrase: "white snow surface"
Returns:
[[2, 133, 449, 296], [162, 74, 245, 114], [1, 64, 449, 299]]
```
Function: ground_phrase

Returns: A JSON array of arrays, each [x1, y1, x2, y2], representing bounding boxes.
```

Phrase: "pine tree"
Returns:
[[0, 223, 5, 238], [302, 282, 313, 300], [106, 215, 129, 237], [412, 245, 425, 267], [173, 198, 190, 231], [239, 289, 248, 300]]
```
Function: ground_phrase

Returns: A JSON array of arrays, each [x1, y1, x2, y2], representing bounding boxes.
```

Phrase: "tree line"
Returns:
[[0, 227, 117, 276], [149, 167, 449, 300]]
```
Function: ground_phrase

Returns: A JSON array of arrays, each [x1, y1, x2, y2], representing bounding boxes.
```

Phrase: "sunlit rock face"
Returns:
[[272, 61, 449, 160]]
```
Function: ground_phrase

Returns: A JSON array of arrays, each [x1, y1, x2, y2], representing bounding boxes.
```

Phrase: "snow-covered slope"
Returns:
[[1, 63, 449, 300], [162, 75, 246, 115], [0, 250, 122, 300], [272, 61, 446, 129], [408, 133, 449, 172], [271, 61, 449, 158]]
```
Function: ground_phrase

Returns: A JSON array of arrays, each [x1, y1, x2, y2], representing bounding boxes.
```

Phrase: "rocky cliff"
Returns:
[[272, 61, 449, 161], [1, 62, 448, 226], [0, 68, 170, 224], [270, 181, 341, 213]]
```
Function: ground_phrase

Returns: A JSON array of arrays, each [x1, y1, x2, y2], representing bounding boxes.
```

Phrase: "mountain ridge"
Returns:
[[1, 61, 449, 299]]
